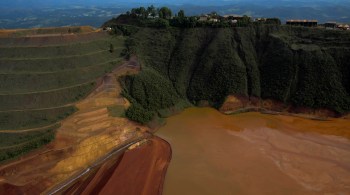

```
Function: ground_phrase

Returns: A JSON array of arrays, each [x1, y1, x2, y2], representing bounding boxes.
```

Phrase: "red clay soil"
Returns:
[[0, 31, 107, 47], [66, 136, 172, 195], [220, 95, 342, 118]]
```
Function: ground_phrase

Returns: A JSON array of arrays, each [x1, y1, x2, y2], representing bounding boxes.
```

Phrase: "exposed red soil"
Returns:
[[0, 31, 107, 47], [64, 136, 172, 195], [220, 95, 343, 119], [0, 26, 95, 37], [219, 95, 260, 113]]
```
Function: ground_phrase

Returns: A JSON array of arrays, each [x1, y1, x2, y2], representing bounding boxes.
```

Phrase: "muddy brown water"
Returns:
[[156, 108, 350, 195]]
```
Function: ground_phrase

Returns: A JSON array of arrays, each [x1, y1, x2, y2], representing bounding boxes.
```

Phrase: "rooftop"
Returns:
[[223, 14, 243, 18], [287, 20, 318, 22]]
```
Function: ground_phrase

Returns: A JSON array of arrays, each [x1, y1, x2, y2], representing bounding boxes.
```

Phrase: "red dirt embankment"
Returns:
[[0, 27, 106, 47], [220, 95, 343, 119], [0, 31, 108, 47], [65, 136, 172, 195]]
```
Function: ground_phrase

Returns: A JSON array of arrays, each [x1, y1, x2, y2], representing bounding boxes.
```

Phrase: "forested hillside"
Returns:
[[117, 25, 350, 123]]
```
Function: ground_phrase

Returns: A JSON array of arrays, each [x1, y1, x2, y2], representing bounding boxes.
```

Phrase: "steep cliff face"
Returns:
[[121, 25, 350, 123]]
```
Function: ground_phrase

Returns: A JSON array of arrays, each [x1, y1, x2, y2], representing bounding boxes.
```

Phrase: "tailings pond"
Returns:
[[156, 108, 350, 195]]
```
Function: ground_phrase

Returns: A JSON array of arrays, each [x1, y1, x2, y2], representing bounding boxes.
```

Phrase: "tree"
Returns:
[[159, 7, 172, 19], [126, 103, 154, 124], [242, 15, 251, 23], [178, 10, 185, 18], [109, 43, 114, 53], [131, 8, 137, 16], [187, 17, 197, 28], [139, 7, 147, 18], [130, 7, 147, 18], [237, 15, 252, 27], [266, 18, 281, 25], [147, 5, 157, 18], [158, 10, 164, 19], [154, 18, 170, 28]]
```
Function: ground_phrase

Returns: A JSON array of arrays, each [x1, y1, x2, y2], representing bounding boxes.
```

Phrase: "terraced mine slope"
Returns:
[[110, 24, 350, 123], [0, 57, 149, 194], [0, 27, 125, 161]]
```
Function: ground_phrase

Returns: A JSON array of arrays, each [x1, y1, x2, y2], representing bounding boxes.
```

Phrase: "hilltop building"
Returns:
[[198, 14, 220, 23], [255, 18, 267, 22], [198, 15, 209, 22], [147, 14, 159, 19], [223, 14, 246, 21], [337, 24, 350, 30], [286, 20, 318, 27], [230, 20, 238, 24], [209, 18, 219, 23], [325, 22, 337, 29], [103, 27, 112, 32]]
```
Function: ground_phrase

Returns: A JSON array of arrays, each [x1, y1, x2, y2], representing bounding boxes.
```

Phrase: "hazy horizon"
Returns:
[[0, 0, 349, 28], [1, 0, 350, 8]]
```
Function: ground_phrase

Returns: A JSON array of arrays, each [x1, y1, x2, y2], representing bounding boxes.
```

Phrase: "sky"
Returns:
[[1, 0, 349, 8]]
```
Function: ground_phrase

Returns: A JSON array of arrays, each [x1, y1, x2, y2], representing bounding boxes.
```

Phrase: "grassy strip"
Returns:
[[0, 127, 57, 162], [0, 82, 96, 111], [0, 38, 123, 58], [0, 124, 59, 148], [0, 33, 107, 48], [0, 26, 95, 38], [0, 59, 122, 75], [0, 61, 118, 93], [107, 105, 126, 117], [0, 50, 110, 61], [0, 53, 120, 73], [0, 106, 76, 130]]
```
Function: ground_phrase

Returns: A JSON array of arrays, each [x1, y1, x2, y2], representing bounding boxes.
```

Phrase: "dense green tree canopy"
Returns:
[[159, 7, 172, 19]]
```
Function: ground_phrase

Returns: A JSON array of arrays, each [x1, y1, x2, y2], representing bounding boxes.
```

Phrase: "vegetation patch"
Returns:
[[0, 38, 121, 58], [0, 82, 96, 111], [0, 51, 119, 73], [0, 60, 118, 93], [0, 126, 57, 162], [107, 105, 126, 117], [0, 106, 76, 130], [121, 68, 185, 124]]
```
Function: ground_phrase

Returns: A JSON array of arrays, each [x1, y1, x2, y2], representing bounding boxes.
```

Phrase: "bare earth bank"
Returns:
[[64, 136, 171, 195]]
